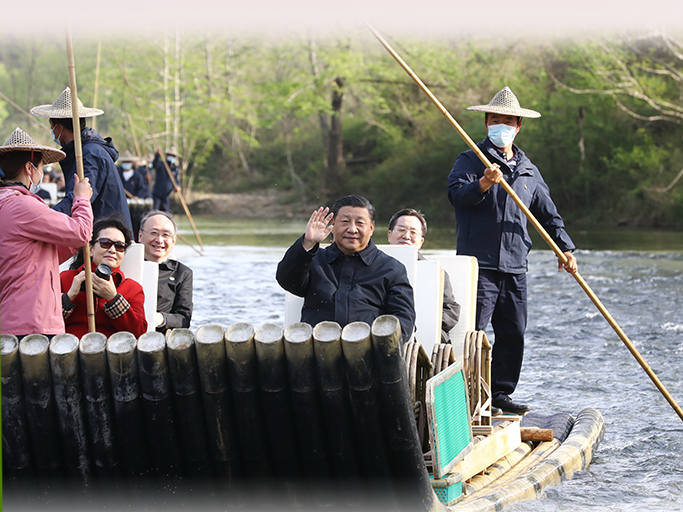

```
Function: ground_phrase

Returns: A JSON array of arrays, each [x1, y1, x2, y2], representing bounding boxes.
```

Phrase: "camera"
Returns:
[[80, 264, 113, 293]]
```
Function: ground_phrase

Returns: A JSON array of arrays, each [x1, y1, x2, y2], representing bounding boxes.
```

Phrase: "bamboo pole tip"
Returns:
[[195, 324, 225, 345], [49, 333, 79, 356], [284, 323, 313, 344], [341, 321, 371, 343], [167, 328, 196, 350], [371, 315, 401, 337], [1, 334, 19, 355], [18, 334, 50, 356], [80, 332, 107, 354], [138, 331, 166, 353], [225, 322, 255, 344], [312, 321, 342, 343], [107, 332, 137, 354], [254, 323, 284, 345]]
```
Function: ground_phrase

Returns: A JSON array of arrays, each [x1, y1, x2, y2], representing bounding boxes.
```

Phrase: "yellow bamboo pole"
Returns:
[[366, 22, 683, 423], [65, 26, 96, 334], [91, 40, 102, 132], [107, 42, 204, 250]]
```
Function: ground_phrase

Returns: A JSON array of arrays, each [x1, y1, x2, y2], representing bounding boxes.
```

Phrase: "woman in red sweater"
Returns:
[[61, 216, 147, 338]]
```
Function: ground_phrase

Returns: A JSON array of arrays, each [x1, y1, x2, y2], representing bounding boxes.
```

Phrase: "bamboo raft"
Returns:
[[1, 316, 604, 512]]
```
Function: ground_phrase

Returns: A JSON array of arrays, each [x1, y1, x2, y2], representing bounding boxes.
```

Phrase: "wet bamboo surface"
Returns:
[[2, 318, 440, 512]]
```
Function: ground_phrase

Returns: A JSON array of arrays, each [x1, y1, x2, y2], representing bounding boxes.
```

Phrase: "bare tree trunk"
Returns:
[[164, 30, 171, 151], [326, 77, 346, 201], [308, 37, 330, 152], [173, 28, 181, 153]]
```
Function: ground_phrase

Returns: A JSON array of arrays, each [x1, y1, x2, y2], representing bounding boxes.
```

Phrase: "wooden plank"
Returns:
[[451, 420, 521, 481]]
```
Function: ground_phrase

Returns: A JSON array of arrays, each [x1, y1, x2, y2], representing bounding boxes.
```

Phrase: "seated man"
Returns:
[[387, 208, 461, 344], [277, 195, 415, 343], [138, 210, 193, 333]]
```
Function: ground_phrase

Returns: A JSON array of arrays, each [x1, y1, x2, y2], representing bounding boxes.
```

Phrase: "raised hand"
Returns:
[[303, 206, 334, 251]]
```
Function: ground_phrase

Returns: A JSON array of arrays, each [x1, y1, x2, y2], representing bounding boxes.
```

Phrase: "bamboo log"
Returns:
[[520, 428, 554, 442], [340, 322, 392, 480], [79, 332, 119, 477], [49, 333, 92, 484], [166, 328, 213, 477], [65, 27, 96, 333], [224, 322, 271, 480], [366, 21, 683, 423], [195, 324, 242, 481], [284, 323, 332, 480], [312, 322, 360, 479], [18, 335, 63, 476], [107, 332, 149, 476], [371, 315, 437, 512], [1, 335, 33, 480], [254, 323, 302, 479], [137, 331, 182, 478]]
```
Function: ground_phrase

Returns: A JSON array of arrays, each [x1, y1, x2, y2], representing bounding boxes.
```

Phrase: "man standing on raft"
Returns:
[[447, 86, 578, 414]]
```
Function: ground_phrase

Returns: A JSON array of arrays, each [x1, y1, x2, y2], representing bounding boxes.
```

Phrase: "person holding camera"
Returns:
[[61, 216, 147, 338]]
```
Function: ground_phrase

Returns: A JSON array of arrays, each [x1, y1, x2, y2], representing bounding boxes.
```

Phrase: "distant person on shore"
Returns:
[[31, 87, 132, 231], [139, 210, 193, 333], [276, 194, 415, 343], [61, 216, 147, 338], [0, 127, 93, 338], [447, 86, 577, 415], [117, 150, 150, 200], [152, 148, 181, 212], [387, 208, 460, 344]]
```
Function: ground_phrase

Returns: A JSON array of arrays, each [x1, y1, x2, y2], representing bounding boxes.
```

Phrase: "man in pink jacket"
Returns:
[[0, 128, 93, 337]]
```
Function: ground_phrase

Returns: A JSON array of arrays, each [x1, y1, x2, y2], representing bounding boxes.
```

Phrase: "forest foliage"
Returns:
[[1, 29, 683, 227]]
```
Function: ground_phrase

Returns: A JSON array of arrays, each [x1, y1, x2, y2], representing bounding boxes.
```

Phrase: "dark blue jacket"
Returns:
[[276, 236, 416, 343], [447, 138, 574, 274], [54, 127, 132, 230], [118, 166, 150, 198], [152, 153, 179, 198]]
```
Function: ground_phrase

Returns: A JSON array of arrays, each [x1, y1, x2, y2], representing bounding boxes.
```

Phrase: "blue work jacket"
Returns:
[[54, 128, 132, 230], [276, 236, 415, 343], [118, 166, 151, 198], [152, 153, 179, 198], [447, 138, 575, 274]]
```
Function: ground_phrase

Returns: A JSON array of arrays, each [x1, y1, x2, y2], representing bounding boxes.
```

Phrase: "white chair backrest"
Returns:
[[424, 255, 479, 363], [119, 242, 158, 333], [40, 182, 58, 201]]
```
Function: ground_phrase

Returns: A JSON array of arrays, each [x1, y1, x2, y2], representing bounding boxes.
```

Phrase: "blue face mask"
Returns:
[[121, 163, 133, 170], [51, 125, 62, 146], [487, 124, 517, 148], [29, 163, 44, 194], [167, 157, 176, 165]]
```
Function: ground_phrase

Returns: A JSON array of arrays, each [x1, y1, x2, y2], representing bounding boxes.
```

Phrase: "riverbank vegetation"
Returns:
[[1, 29, 683, 227]]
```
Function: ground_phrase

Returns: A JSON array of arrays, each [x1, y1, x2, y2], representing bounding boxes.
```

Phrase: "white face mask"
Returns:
[[487, 124, 518, 148], [29, 163, 44, 194]]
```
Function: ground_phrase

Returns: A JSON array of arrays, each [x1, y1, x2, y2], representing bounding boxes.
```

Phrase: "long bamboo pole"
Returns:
[[66, 26, 96, 334], [365, 22, 683, 423], [91, 40, 102, 132], [107, 42, 204, 250]]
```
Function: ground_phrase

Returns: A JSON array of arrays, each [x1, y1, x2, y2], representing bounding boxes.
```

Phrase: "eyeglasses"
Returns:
[[95, 238, 129, 252], [393, 225, 422, 238], [141, 229, 175, 241]]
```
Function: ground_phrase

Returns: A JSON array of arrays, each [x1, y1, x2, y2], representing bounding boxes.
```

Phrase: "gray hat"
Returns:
[[118, 150, 138, 163], [30, 87, 104, 119], [467, 86, 541, 118], [0, 127, 66, 164]]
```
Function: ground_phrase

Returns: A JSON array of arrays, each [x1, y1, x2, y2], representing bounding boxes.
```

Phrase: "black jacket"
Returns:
[[54, 127, 132, 230], [118, 166, 150, 199], [152, 153, 179, 198], [276, 236, 415, 343], [156, 258, 193, 333]]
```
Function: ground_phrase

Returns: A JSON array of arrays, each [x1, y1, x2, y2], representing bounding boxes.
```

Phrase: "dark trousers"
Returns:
[[475, 270, 527, 400], [153, 194, 171, 213]]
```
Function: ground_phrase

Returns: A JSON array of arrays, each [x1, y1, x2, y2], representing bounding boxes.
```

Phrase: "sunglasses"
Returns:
[[94, 238, 129, 253]]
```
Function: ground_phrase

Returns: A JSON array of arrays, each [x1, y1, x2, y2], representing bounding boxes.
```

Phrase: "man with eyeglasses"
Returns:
[[387, 208, 460, 344], [139, 210, 193, 333]]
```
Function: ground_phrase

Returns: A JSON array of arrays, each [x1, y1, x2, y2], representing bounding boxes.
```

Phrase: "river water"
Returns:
[[173, 218, 683, 512]]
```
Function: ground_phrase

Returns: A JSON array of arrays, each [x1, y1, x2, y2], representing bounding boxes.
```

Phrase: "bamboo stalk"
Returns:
[[167, 328, 213, 477], [65, 27, 96, 334], [91, 40, 101, 131], [367, 22, 683, 423], [49, 333, 92, 484], [107, 42, 204, 250]]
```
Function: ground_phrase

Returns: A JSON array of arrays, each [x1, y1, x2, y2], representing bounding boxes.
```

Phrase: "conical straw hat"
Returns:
[[30, 87, 104, 119], [118, 150, 138, 163], [0, 127, 66, 164], [467, 86, 541, 118]]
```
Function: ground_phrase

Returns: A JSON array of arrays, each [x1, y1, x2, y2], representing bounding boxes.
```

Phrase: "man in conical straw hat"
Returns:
[[0, 127, 93, 337], [151, 146, 181, 212], [31, 87, 132, 230], [117, 150, 150, 200], [447, 86, 578, 415]]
